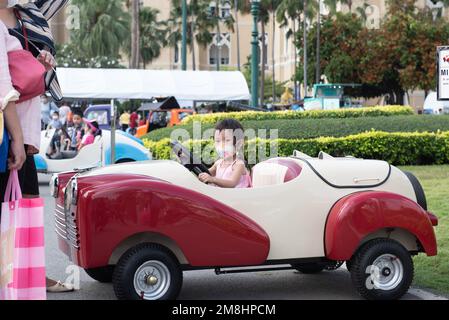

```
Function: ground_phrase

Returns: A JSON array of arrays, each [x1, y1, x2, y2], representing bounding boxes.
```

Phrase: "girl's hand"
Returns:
[[199, 173, 215, 184], [8, 138, 26, 170], [38, 50, 56, 71]]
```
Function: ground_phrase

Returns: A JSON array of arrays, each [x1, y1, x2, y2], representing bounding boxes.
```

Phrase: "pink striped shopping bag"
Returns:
[[0, 170, 46, 300]]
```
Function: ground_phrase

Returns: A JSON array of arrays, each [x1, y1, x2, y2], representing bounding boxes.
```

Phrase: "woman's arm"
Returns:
[[0, 23, 25, 169], [33, 0, 70, 21], [3, 104, 26, 170]]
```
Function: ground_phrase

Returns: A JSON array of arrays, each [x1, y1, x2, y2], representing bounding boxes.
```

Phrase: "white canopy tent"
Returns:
[[57, 68, 250, 102]]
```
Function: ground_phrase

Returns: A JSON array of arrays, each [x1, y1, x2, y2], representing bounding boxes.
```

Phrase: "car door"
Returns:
[[46, 137, 103, 173]]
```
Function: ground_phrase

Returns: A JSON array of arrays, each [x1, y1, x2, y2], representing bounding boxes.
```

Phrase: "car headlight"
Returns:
[[49, 174, 59, 198]]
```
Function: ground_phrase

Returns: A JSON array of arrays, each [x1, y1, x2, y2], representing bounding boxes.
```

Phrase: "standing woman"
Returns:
[[0, 0, 73, 293]]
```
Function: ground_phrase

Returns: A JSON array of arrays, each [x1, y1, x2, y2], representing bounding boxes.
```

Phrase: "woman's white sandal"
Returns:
[[46, 281, 75, 293]]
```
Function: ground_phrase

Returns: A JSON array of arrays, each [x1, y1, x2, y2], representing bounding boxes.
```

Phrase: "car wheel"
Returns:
[[113, 243, 183, 300], [291, 263, 326, 274], [350, 239, 414, 300], [84, 266, 115, 283]]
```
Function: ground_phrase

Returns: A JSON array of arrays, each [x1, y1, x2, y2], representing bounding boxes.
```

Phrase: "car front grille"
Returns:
[[55, 203, 80, 250]]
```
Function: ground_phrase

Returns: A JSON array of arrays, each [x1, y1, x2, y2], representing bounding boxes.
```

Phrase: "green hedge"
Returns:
[[182, 105, 414, 125], [143, 131, 449, 166], [145, 115, 449, 141]]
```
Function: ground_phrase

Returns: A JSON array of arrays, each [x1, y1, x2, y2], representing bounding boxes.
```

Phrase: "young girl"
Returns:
[[78, 120, 100, 151], [199, 119, 251, 188]]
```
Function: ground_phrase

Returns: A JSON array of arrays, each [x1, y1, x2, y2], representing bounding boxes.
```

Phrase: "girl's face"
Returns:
[[215, 129, 242, 160]]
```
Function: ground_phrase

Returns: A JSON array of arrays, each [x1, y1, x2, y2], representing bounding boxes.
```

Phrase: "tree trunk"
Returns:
[[272, 6, 276, 102], [234, 0, 241, 71], [261, 22, 266, 106], [130, 0, 140, 69], [393, 88, 405, 105]]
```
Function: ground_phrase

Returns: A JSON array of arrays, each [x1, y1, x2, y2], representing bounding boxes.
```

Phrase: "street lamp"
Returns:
[[251, 0, 260, 108]]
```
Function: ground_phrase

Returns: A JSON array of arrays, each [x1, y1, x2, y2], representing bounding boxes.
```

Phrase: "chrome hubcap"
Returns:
[[370, 254, 404, 291], [134, 261, 170, 300]]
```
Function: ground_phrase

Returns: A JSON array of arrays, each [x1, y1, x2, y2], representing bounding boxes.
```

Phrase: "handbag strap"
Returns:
[[13, 9, 30, 52], [4, 170, 22, 203]]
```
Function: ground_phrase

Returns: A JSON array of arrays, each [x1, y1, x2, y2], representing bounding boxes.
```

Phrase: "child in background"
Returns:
[[47, 111, 62, 130], [199, 119, 251, 188], [78, 120, 100, 151], [64, 109, 84, 151]]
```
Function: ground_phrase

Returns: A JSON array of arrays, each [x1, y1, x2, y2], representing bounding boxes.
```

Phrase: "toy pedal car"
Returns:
[[52, 145, 438, 300]]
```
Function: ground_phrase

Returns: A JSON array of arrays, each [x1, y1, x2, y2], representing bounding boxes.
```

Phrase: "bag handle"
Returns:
[[4, 170, 22, 203], [13, 9, 30, 52]]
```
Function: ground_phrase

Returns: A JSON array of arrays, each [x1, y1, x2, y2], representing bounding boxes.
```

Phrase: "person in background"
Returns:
[[66, 109, 84, 151], [46, 111, 63, 158], [58, 101, 71, 126], [120, 110, 130, 132], [61, 109, 83, 151], [129, 111, 138, 135], [48, 111, 62, 130], [40, 94, 59, 129], [78, 120, 100, 151]]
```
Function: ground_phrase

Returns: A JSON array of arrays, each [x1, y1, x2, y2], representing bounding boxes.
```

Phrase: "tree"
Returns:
[[56, 43, 124, 68], [139, 8, 169, 68], [168, 0, 231, 70], [277, 0, 304, 99], [70, 0, 130, 59], [297, 0, 449, 104], [357, 0, 449, 103]]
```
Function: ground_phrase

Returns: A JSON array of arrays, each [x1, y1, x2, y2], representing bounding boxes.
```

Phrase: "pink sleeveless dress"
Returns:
[[215, 159, 252, 188]]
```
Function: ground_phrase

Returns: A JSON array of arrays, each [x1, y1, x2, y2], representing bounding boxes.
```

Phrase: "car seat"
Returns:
[[252, 158, 302, 187]]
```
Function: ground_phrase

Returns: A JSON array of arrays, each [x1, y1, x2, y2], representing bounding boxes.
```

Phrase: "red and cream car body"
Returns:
[[52, 150, 437, 300]]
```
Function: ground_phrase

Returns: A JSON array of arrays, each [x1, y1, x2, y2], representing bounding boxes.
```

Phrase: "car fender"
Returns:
[[324, 191, 437, 260], [34, 154, 48, 172], [105, 143, 150, 164], [74, 175, 270, 268]]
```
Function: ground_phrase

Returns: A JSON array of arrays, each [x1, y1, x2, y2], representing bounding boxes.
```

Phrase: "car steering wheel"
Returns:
[[170, 141, 211, 176]]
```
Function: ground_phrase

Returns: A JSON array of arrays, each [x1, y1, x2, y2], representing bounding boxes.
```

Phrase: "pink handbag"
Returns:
[[0, 170, 46, 300], [7, 10, 46, 103]]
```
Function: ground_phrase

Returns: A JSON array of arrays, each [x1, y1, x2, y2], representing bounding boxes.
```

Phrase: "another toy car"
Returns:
[[35, 129, 151, 174], [52, 144, 438, 300]]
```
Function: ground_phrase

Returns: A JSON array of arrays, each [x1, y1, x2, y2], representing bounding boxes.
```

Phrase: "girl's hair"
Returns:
[[215, 119, 244, 145], [87, 120, 102, 137]]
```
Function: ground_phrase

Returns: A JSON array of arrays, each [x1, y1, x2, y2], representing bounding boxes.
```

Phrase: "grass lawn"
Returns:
[[400, 165, 449, 296]]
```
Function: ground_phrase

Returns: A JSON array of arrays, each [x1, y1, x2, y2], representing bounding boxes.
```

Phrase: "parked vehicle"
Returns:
[[52, 145, 437, 300], [303, 84, 362, 111], [84, 105, 112, 130], [423, 92, 449, 115], [34, 129, 151, 174], [135, 97, 194, 138]]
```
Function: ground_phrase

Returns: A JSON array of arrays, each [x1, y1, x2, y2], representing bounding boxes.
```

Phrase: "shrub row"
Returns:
[[145, 115, 449, 141], [181, 105, 414, 125], [143, 131, 449, 166]]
